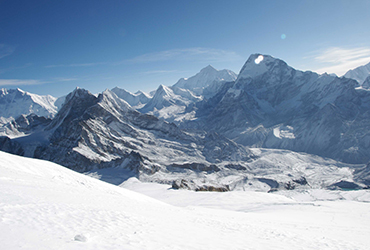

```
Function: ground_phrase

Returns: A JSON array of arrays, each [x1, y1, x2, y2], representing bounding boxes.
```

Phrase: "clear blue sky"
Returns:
[[1, 0, 370, 97]]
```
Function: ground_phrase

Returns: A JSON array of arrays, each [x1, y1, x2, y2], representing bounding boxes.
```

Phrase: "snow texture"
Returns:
[[0, 151, 369, 250]]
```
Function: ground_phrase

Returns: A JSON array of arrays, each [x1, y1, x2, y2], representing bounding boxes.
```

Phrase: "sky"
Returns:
[[1, 0, 370, 97]]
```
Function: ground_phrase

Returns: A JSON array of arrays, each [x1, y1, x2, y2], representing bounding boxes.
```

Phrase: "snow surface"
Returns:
[[1, 151, 369, 249]]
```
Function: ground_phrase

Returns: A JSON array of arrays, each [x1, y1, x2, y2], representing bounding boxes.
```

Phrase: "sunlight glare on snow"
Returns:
[[254, 55, 264, 64]]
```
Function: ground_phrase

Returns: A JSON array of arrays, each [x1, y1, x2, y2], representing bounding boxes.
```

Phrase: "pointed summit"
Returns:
[[111, 87, 151, 107], [173, 65, 237, 94], [236, 54, 289, 81], [200, 65, 217, 73]]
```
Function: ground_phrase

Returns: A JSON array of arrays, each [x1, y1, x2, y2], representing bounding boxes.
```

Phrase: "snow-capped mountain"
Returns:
[[2, 87, 252, 178], [2, 87, 369, 191], [184, 54, 370, 164], [344, 61, 370, 84], [173, 65, 237, 96], [111, 87, 151, 108], [138, 84, 202, 123], [2, 54, 370, 192], [134, 65, 236, 123], [0, 88, 59, 119]]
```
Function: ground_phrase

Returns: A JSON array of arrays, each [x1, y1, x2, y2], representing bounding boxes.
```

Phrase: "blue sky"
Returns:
[[1, 0, 370, 97]]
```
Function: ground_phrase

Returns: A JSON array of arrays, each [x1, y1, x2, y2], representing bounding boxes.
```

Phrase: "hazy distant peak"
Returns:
[[111, 87, 151, 107], [173, 65, 237, 93], [0, 88, 58, 119], [344, 61, 370, 84]]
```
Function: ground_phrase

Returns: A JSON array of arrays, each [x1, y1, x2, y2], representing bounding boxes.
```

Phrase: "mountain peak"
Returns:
[[111, 87, 151, 107], [237, 54, 288, 81], [0, 88, 58, 119], [200, 65, 217, 72], [154, 85, 175, 100], [173, 65, 237, 93]]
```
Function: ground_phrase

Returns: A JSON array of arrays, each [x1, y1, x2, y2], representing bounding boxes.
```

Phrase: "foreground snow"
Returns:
[[0, 151, 369, 249]]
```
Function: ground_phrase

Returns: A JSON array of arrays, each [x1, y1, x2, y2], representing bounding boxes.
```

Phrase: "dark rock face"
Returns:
[[0, 136, 24, 156], [169, 163, 221, 173], [329, 180, 362, 190], [293, 177, 308, 186], [172, 179, 229, 192]]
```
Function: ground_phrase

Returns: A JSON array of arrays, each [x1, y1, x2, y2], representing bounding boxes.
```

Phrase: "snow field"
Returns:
[[0, 151, 370, 249]]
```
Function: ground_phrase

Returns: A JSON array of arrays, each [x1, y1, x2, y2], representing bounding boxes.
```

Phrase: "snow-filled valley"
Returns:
[[1, 151, 369, 250]]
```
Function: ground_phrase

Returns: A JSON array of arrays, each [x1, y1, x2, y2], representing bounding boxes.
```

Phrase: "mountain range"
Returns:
[[1, 54, 370, 191]]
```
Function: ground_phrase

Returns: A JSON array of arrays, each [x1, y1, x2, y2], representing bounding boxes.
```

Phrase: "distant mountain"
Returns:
[[134, 65, 236, 123], [111, 87, 151, 108], [0, 88, 59, 119], [138, 84, 201, 123], [173, 65, 237, 96], [344, 61, 370, 84]]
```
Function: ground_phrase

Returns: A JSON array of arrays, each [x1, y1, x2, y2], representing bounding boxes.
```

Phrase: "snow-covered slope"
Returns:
[[344, 61, 370, 84], [111, 87, 151, 108], [0, 88, 58, 119], [1, 150, 369, 249], [173, 65, 237, 96]]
